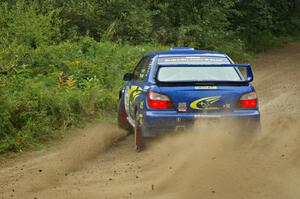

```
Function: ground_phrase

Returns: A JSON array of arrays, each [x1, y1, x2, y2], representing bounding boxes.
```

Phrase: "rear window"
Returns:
[[158, 56, 231, 65], [157, 66, 242, 82]]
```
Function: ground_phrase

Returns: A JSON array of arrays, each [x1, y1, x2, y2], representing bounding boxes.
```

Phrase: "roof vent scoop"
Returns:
[[170, 47, 194, 51]]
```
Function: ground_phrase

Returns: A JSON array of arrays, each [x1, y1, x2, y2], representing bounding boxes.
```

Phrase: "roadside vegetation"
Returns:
[[0, 0, 299, 154]]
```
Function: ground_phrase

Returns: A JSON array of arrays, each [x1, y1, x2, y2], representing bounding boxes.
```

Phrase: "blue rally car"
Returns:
[[118, 47, 260, 150]]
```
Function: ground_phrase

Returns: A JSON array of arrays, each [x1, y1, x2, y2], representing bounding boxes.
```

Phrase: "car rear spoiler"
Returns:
[[155, 64, 254, 84]]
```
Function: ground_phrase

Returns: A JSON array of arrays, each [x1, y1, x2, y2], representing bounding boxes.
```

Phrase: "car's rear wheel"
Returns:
[[117, 99, 130, 131], [134, 111, 144, 152]]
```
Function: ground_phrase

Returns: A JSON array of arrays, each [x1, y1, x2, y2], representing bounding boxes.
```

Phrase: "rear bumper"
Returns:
[[141, 110, 260, 137]]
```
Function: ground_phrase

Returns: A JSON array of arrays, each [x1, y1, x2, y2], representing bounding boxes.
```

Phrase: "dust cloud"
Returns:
[[0, 124, 126, 198], [142, 114, 300, 199]]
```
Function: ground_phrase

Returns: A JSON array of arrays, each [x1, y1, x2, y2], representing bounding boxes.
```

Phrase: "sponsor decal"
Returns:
[[223, 103, 231, 110], [140, 101, 144, 110], [125, 86, 143, 119], [194, 86, 217, 90], [177, 102, 187, 112], [139, 114, 143, 125], [190, 96, 221, 110], [129, 86, 143, 105]]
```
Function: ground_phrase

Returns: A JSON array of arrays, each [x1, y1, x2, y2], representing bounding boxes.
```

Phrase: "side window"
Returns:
[[133, 58, 145, 80], [133, 57, 152, 82], [140, 57, 152, 81]]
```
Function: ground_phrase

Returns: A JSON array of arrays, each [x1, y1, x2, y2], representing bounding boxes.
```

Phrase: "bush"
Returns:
[[0, 34, 166, 153]]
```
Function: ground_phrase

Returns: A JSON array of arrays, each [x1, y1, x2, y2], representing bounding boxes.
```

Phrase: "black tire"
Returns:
[[134, 111, 144, 152], [117, 99, 130, 131]]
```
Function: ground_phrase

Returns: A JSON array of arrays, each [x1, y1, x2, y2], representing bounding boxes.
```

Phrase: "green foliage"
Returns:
[[0, 34, 164, 153], [0, 0, 62, 74], [231, 0, 300, 52], [0, 0, 299, 154], [0, 0, 62, 47]]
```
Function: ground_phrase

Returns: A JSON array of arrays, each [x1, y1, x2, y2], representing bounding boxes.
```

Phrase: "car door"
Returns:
[[125, 56, 152, 120]]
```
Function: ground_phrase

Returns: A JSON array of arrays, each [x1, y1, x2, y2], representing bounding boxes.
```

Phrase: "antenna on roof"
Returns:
[[170, 47, 194, 51]]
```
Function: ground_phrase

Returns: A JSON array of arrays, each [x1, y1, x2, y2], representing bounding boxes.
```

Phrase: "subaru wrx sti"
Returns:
[[118, 47, 260, 150]]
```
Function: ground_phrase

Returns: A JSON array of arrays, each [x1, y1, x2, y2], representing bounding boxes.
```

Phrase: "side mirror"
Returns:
[[123, 73, 134, 81]]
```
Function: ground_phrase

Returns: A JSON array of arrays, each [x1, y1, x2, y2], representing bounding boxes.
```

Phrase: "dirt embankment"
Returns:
[[0, 43, 300, 199]]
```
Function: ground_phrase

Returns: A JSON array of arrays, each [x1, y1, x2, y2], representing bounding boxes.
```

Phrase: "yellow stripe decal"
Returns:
[[190, 96, 221, 110]]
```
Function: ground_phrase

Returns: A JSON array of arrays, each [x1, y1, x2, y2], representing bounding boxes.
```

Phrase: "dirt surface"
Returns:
[[1, 43, 300, 199]]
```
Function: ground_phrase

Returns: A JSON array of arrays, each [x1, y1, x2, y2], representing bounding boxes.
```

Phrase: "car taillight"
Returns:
[[147, 91, 174, 110], [237, 91, 258, 109]]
